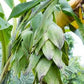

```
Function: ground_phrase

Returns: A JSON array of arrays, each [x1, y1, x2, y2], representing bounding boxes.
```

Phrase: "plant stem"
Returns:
[[0, 55, 12, 84], [0, 31, 7, 70]]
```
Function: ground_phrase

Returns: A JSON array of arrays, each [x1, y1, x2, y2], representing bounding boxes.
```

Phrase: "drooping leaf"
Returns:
[[31, 12, 43, 32], [4, 0, 14, 9], [0, 17, 12, 30], [44, 64, 63, 84], [25, 53, 41, 75], [36, 58, 52, 81], [0, 17, 12, 45], [59, 0, 81, 25], [22, 29, 33, 53], [0, 4, 4, 18], [47, 22, 64, 49], [33, 0, 57, 46], [62, 41, 69, 66], [42, 40, 55, 60], [8, 0, 42, 20], [42, 39, 64, 68], [59, 0, 73, 15], [52, 47, 64, 69], [35, 33, 48, 55]]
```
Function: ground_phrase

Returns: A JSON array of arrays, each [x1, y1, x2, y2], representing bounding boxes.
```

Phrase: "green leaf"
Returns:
[[0, 4, 4, 18], [47, 22, 64, 49], [36, 58, 52, 81], [44, 64, 63, 84], [31, 12, 43, 32], [0, 17, 12, 45], [33, 16, 53, 46], [42, 40, 64, 68], [59, 0, 73, 15], [33, 0, 57, 46], [42, 40, 55, 60], [52, 47, 64, 69], [4, 0, 14, 9], [25, 53, 41, 75], [13, 47, 28, 75], [0, 17, 12, 69], [8, 0, 42, 20], [22, 29, 33, 53], [62, 41, 69, 66], [35, 33, 48, 55], [14, 55, 28, 75]]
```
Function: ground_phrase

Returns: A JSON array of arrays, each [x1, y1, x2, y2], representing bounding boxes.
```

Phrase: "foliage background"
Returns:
[[0, 0, 84, 84]]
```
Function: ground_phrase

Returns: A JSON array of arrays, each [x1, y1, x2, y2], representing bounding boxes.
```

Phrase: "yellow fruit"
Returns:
[[56, 0, 83, 29]]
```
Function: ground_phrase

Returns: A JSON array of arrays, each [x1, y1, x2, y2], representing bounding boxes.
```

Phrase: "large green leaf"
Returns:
[[4, 0, 14, 9], [44, 64, 63, 84], [8, 0, 42, 20], [42, 40, 55, 60], [0, 4, 4, 18], [25, 53, 41, 75], [47, 22, 64, 49], [0, 17, 12, 45], [52, 47, 64, 69], [36, 58, 52, 81]]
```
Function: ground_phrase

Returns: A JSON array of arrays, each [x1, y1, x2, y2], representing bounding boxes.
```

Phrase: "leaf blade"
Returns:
[[47, 23, 64, 49], [36, 58, 52, 81], [8, 0, 42, 20], [44, 64, 63, 84]]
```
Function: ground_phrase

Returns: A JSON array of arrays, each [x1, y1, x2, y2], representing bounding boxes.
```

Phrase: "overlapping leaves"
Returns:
[[10, 0, 71, 84], [1, 0, 83, 84]]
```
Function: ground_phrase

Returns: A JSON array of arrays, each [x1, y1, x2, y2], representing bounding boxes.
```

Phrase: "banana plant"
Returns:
[[0, 0, 84, 84]]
